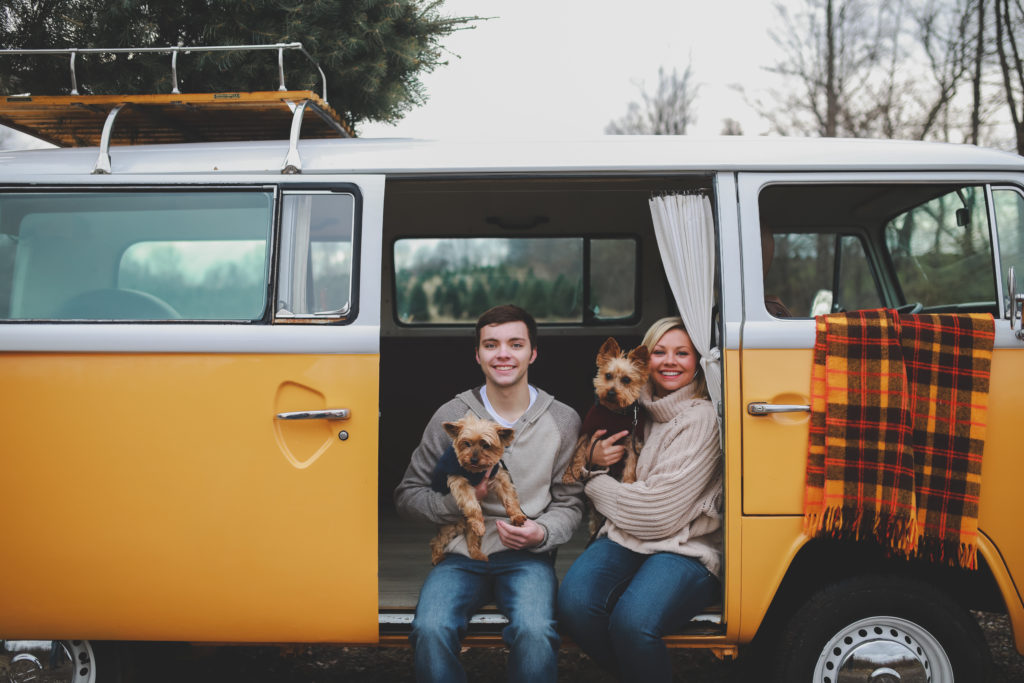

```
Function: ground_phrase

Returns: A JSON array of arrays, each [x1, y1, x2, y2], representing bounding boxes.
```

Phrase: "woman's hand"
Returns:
[[588, 429, 630, 468]]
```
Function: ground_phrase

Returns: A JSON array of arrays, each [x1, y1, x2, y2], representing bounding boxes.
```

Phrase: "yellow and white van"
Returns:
[[1, 124, 1022, 682]]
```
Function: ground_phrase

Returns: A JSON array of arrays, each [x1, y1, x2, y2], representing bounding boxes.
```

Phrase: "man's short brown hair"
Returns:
[[475, 304, 538, 349]]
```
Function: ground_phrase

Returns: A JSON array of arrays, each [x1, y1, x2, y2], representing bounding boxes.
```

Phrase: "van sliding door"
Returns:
[[0, 177, 384, 643]]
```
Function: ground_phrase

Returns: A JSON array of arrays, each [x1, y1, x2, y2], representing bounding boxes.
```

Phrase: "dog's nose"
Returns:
[[607, 389, 617, 400], [470, 456, 479, 465]]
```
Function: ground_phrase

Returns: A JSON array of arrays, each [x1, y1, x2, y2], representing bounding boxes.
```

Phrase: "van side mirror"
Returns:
[[1009, 266, 1024, 340]]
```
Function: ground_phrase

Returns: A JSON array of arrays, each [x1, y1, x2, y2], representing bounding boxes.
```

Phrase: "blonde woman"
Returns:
[[556, 316, 722, 681]]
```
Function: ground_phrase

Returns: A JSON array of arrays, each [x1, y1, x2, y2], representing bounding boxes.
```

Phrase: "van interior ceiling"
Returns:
[[376, 175, 713, 610]]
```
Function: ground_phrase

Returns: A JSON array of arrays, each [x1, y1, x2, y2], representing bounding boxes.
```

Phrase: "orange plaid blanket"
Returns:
[[804, 309, 994, 569]]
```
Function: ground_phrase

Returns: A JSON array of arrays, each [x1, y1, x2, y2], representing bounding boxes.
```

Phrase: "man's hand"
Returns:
[[496, 519, 545, 550]]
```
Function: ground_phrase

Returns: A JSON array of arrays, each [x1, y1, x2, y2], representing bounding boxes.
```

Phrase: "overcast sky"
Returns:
[[359, 0, 785, 139]]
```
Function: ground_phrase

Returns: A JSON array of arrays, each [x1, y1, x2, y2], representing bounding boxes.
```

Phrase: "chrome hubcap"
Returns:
[[0, 641, 94, 683], [814, 616, 952, 683]]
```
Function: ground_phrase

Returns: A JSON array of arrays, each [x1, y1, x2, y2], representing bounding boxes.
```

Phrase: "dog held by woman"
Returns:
[[563, 337, 649, 533]]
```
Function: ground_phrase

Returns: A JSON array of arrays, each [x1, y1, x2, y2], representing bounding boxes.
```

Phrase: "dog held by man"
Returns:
[[394, 304, 583, 683], [429, 413, 525, 564]]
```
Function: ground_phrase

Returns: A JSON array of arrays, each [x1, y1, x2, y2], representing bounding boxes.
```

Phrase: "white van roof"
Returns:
[[0, 135, 1021, 177]]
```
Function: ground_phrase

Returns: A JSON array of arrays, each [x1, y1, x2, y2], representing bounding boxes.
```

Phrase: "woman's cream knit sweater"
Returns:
[[584, 380, 723, 578]]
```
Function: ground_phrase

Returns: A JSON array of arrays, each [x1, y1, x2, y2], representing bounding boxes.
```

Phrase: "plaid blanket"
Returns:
[[804, 309, 994, 569]]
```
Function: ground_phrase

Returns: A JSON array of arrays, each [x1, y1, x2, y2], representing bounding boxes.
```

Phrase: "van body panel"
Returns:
[[736, 516, 806, 642], [721, 348, 744, 642], [0, 352, 379, 641], [4, 137, 1023, 177], [0, 323, 381, 354], [740, 348, 812, 515], [979, 328, 1024, 613]]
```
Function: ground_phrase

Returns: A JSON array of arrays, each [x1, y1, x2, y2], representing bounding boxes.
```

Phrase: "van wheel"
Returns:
[[0, 639, 120, 683], [772, 575, 991, 683]]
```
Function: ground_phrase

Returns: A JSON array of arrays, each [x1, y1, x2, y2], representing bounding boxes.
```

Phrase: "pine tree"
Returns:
[[406, 280, 430, 322], [0, 0, 478, 130]]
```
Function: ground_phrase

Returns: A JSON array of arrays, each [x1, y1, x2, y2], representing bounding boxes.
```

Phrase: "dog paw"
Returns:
[[470, 519, 486, 536], [470, 550, 489, 562], [510, 514, 527, 527]]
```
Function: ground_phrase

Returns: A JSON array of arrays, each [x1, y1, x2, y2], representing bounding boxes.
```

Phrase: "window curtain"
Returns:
[[648, 193, 722, 410]]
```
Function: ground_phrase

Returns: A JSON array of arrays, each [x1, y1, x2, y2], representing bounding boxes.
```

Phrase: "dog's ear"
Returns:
[[497, 426, 515, 449], [443, 421, 462, 439], [596, 337, 621, 364], [627, 344, 650, 369]]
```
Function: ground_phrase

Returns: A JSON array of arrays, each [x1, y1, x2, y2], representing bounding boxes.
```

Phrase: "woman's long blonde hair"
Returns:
[[641, 316, 708, 399]]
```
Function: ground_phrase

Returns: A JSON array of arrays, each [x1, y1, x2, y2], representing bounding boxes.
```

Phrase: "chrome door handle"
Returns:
[[747, 402, 811, 416], [275, 409, 351, 420]]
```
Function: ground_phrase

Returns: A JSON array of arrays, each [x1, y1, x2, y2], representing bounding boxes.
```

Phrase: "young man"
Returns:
[[394, 304, 583, 683]]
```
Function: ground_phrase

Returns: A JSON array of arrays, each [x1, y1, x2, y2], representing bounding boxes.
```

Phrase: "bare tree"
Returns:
[[754, 0, 891, 137], [605, 64, 699, 135], [753, 0, 984, 141], [995, 0, 1024, 153], [969, 0, 987, 144], [894, 0, 974, 141]]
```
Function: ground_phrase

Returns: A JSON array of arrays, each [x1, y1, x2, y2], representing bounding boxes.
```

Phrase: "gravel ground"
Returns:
[[131, 611, 1023, 682]]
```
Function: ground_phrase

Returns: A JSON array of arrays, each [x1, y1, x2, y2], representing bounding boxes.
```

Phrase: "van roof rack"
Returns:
[[0, 43, 353, 174]]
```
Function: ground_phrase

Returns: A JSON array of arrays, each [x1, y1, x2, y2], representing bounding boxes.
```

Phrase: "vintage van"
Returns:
[[1, 125, 1023, 682]]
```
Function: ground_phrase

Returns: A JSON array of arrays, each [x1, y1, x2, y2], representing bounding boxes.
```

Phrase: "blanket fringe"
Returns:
[[915, 536, 978, 570], [809, 505, 919, 558]]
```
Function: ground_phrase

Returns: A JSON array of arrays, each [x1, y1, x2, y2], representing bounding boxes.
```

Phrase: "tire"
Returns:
[[772, 575, 992, 683]]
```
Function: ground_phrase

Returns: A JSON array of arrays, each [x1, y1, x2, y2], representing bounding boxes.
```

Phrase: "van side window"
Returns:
[[763, 232, 881, 316], [392, 236, 637, 324], [276, 192, 357, 320], [590, 238, 637, 321], [0, 190, 273, 321], [759, 183, 999, 317], [119, 240, 267, 319], [884, 185, 995, 309]]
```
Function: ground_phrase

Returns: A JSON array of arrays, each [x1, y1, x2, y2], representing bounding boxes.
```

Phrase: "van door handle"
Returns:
[[747, 402, 811, 416], [276, 409, 351, 420]]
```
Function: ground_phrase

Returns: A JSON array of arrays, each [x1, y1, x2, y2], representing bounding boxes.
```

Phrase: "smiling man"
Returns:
[[395, 304, 583, 683]]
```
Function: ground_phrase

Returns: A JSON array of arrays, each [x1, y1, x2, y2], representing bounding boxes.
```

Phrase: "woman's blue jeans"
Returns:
[[556, 537, 720, 681], [410, 550, 559, 683]]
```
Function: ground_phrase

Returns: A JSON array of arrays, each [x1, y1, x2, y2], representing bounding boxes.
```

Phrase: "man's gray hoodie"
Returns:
[[395, 386, 584, 558]]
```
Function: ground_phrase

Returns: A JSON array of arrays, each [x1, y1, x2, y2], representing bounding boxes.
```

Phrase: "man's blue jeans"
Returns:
[[556, 537, 719, 681], [410, 550, 559, 683]]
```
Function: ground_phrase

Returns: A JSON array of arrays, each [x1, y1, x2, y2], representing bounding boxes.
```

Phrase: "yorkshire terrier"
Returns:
[[563, 337, 649, 534], [429, 412, 526, 564]]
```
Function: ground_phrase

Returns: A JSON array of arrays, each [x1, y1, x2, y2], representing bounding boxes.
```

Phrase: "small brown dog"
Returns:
[[429, 413, 527, 564], [563, 337, 649, 533]]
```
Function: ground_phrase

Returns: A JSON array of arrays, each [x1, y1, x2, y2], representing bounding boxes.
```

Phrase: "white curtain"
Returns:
[[648, 193, 722, 410]]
